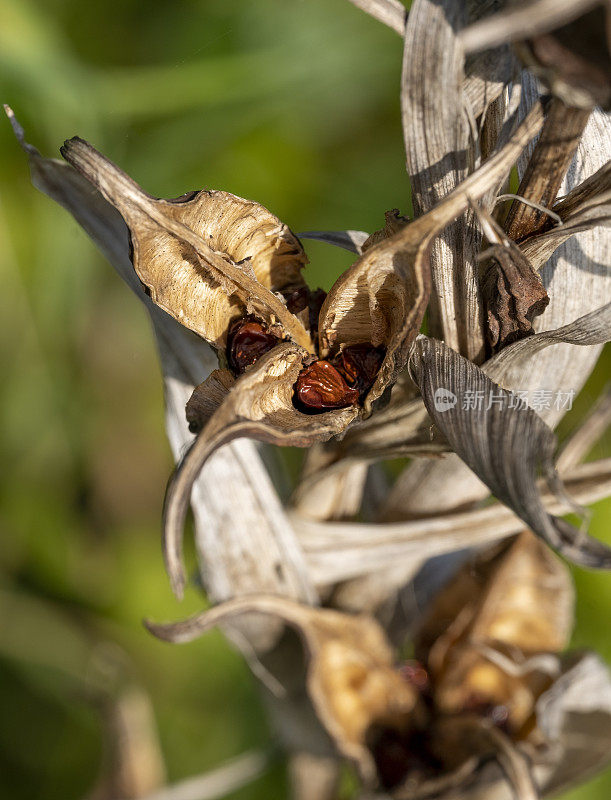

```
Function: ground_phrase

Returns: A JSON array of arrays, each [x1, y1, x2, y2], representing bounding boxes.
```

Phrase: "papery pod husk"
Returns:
[[392, 652, 611, 800], [59, 137, 313, 352], [318, 101, 545, 415], [145, 595, 425, 783], [416, 531, 573, 737]]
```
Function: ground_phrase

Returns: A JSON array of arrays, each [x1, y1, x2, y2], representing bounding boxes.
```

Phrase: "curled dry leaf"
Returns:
[[516, 5, 611, 110], [409, 335, 611, 569], [484, 302, 611, 388], [164, 344, 359, 598], [145, 594, 425, 783], [520, 159, 611, 270], [297, 229, 370, 255]]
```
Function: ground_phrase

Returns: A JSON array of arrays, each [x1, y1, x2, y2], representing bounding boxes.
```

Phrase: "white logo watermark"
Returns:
[[434, 388, 458, 412], [431, 388, 575, 413]]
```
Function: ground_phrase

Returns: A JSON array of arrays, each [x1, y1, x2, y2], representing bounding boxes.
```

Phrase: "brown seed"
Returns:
[[399, 660, 430, 694], [335, 343, 386, 397], [294, 360, 359, 413], [226, 316, 279, 374], [283, 286, 310, 314]]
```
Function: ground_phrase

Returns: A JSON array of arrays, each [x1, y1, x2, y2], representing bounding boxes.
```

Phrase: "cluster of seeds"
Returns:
[[226, 287, 385, 414]]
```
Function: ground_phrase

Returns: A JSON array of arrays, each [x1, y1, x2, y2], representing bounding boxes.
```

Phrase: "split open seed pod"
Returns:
[[145, 595, 426, 784], [416, 531, 573, 739], [60, 137, 313, 352]]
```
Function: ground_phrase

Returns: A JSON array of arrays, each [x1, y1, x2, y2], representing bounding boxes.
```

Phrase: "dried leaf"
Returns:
[[460, 0, 604, 54], [484, 302, 611, 387], [346, 0, 407, 34], [298, 230, 370, 255], [520, 159, 611, 270], [504, 98, 591, 242], [60, 137, 313, 351], [409, 335, 611, 569], [164, 344, 359, 597], [294, 458, 611, 586], [556, 387, 611, 471], [401, 0, 484, 362], [146, 595, 424, 781]]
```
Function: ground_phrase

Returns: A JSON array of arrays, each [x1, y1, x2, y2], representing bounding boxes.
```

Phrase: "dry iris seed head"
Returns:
[[226, 316, 280, 374], [294, 360, 360, 413]]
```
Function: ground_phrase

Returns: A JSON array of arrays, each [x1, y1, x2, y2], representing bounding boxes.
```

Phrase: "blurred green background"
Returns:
[[0, 0, 609, 798]]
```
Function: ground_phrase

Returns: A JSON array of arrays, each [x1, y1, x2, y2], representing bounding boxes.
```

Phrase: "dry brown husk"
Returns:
[[146, 529, 611, 798], [417, 531, 573, 736], [59, 137, 313, 352], [146, 595, 424, 783], [318, 101, 545, 414]]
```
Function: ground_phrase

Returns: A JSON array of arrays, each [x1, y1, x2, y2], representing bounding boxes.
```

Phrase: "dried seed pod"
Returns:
[[416, 531, 574, 738], [294, 361, 360, 413], [146, 595, 426, 783], [317, 102, 545, 413], [226, 316, 280, 374], [308, 287, 327, 336], [59, 137, 313, 352], [185, 369, 235, 433]]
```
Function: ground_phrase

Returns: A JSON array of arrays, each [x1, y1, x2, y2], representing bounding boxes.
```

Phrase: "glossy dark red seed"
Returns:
[[294, 360, 359, 413], [398, 660, 429, 694], [227, 317, 279, 374], [335, 343, 386, 397]]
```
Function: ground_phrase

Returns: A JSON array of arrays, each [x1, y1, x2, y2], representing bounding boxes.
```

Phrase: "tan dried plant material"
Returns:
[[60, 137, 313, 352], [520, 159, 611, 270], [409, 335, 611, 569], [417, 532, 573, 737], [503, 98, 592, 243], [478, 206, 549, 351], [163, 343, 359, 598], [318, 101, 546, 413], [145, 595, 425, 783]]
